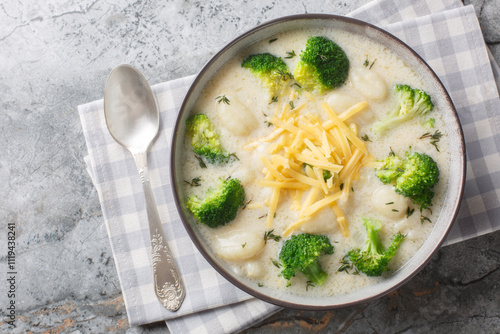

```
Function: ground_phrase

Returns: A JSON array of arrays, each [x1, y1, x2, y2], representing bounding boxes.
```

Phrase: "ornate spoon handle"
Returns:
[[134, 153, 185, 311]]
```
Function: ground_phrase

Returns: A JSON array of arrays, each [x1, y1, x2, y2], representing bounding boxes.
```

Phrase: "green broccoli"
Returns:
[[373, 84, 434, 134], [376, 151, 439, 210], [241, 53, 292, 96], [186, 178, 245, 228], [293, 36, 349, 93], [186, 113, 232, 164], [279, 233, 334, 287], [347, 217, 406, 277]]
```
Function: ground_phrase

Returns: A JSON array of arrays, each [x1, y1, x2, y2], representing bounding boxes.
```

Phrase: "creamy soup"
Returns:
[[182, 28, 449, 296]]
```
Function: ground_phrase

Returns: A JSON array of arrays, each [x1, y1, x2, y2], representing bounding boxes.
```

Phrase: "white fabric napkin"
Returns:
[[78, 0, 500, 332]]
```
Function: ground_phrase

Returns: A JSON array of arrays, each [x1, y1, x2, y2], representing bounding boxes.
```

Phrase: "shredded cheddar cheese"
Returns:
[[251, 96, 370, 237]]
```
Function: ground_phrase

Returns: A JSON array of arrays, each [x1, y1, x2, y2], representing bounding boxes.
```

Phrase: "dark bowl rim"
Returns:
[[170, 13, 466, 310]]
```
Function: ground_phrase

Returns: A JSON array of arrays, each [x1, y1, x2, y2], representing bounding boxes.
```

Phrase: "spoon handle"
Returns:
[[134, 153, 185, 311]]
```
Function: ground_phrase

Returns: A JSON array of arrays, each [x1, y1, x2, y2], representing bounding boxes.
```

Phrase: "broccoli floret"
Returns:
[[186, 178, 245, 228], [375, 153, 404, 184], [347, 218, 406, 277], [373, 84, 434, 134], [241, 53, 291, 95], [186, 113, 232, 164], [376, 151, 440, 209], [293, 36, 349, 93], [279, 233, 334, 287]]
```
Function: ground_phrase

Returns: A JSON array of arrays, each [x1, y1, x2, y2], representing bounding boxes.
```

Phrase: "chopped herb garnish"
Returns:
[[258, 214, 267, 219], [242, 242, 246, 248], [363, 58, 377, 69], [272, 259, 281, 268], [242, 199, 252, 210], [258, 283, 264, 287], [264, 229, 282, 244], [289, 101, 295, 109], [421, 215, 432, 224], [406, 207, 415, 218], [292, 82, 302, 89], [392, 209, 399, 212], [361, 134, 372, 142], [216, 95, 230, 105], [340, 183, 344, 191], [184, 177, 202, 187], [385, 202, 394, 205], [306, 281, 315, 291], [277, 69, 293, 81], [419, 130, 443, 152], [284, 50, 296, 59], [269, 38, 278, 43], [270, 96, 278, 103], [229, 152, 239, 161], [338, 255, 360, 275], [194, 155, 207, 168]]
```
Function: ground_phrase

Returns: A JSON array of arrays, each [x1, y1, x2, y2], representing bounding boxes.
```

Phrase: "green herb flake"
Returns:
[[269, 38, 278, 43], [215, 95, 230, 105], [361, 134, 372, 142], [419, 130, 443, 152], [194, 155, 207, 168], [284, 50, 296, 59], [406, 207, 415, 218], [184, 177, 202, 187], [264, 229, 282, 244]]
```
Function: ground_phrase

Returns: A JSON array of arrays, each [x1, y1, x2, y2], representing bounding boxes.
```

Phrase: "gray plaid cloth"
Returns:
[[78, 0, 500, 332]]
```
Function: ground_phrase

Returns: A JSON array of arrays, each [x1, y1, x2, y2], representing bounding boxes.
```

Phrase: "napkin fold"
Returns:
[[78, 0, 500, 332]]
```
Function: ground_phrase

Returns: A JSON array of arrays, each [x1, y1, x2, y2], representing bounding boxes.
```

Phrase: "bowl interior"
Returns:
[[170, 14, 465, 309]]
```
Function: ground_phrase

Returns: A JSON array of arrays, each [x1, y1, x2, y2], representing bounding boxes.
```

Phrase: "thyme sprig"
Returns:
[[216, 95, 230, 105], [419, 130, 443, 152]]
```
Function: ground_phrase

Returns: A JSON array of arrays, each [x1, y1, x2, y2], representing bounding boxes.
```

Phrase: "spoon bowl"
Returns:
[[104, 65, 158, 154], [104, 64, 185, 311]]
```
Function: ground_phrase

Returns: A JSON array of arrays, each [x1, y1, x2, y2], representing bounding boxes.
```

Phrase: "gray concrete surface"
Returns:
[[0, 0, 499, 333]]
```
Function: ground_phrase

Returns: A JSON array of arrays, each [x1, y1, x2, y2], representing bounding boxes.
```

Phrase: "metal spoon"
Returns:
[[104, 64, 185, 311]]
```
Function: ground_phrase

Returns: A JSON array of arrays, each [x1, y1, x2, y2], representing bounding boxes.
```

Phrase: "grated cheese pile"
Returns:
[[244, 91, 375, 238]]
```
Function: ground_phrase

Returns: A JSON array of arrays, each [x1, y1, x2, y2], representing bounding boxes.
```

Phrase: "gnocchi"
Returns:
[[350, 67, 388, 100], [215, 93, 259, 136], [213, 230, 265, 261]]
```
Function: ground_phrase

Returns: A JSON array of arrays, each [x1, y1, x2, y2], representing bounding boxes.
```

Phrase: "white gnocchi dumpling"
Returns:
[[215, 93, 259, 136], [244, 261, 266, 279], [326, 93, 359, 112], [300, 207, 337, 233], [371, 185, 409, 219], [350, 67, 388, 101], [213, 230, 265, 261]]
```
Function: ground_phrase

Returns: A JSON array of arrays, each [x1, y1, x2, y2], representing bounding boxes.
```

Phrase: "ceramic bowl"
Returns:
[[170, 14, 466, 309]]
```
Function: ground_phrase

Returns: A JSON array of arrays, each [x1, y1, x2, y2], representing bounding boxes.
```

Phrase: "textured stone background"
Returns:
[[0, 0, 499, 333]]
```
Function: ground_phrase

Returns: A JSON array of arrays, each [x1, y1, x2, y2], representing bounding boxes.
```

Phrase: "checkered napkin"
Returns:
[[78, 0, 500, 332]]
